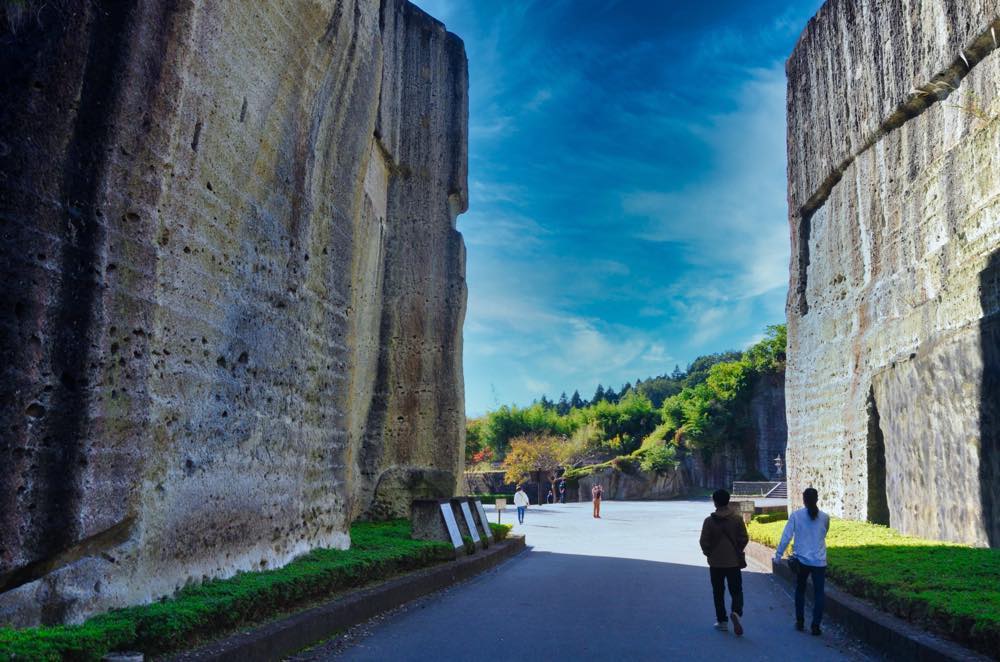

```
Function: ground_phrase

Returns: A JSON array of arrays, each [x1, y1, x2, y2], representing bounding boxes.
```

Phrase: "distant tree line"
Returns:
[[466, 324, 787, 482]]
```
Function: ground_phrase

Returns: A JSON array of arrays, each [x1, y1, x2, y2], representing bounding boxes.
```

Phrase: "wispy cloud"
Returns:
[[412, 0, 822, 414]]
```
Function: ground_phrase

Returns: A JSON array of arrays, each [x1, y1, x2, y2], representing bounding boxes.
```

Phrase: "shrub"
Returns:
[[751, 511, 788, 525], [611, 455, 639, 474], [461, 536, 476, 555], [489, 523, 512, 541], [639, 443, 678, 473]]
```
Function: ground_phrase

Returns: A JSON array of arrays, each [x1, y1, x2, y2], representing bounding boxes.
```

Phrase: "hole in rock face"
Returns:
[[25, 402, 46, 418], [191, 121, 202, 152], [60, 372, 77, 390], [216, 356, 226, 368], [866, 387, 890, 526], [237, 351, 248, 364], [206, 181, 213, 192]]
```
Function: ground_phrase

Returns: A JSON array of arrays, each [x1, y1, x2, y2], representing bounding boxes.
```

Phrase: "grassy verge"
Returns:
[[748, 515, 1000, 655], [0, 520, 453, 661]]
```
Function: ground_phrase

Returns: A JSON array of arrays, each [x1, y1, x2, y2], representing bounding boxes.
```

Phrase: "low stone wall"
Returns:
[[574, 467, 687, 502]]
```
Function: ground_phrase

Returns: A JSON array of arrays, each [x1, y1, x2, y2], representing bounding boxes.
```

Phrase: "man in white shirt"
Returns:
[[513, 486, 530, 524]]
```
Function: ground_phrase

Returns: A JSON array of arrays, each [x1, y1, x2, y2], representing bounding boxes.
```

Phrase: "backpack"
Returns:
[[715, 518, 747, 569]]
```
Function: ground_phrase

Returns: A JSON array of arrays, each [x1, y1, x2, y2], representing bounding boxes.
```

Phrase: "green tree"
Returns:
[[502, 434, 570, 503], [556, 392, 570, 415], [744, 324, 787, 373], [591, 384, 606, 405], [640, 442, 678, 473]]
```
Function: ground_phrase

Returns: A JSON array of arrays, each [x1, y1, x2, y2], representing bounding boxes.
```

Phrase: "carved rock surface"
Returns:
[[0, 0, 467, 624], [786, 0, 999, 546]]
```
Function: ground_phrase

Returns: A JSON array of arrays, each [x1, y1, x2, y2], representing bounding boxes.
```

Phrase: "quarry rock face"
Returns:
[[0, 0, 467, 625], [750, 373, 788, 480], [786, 0, 1000, 546]]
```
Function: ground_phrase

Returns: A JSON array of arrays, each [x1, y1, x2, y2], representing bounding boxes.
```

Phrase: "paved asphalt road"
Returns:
[[295, 501, 877, 661]]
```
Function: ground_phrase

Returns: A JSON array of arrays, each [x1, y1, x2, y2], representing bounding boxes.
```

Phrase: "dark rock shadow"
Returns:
[[980, 250, 1000, 547]]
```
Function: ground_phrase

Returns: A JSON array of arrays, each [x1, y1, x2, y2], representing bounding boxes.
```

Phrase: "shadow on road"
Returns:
[[322, 549, 869, 661]]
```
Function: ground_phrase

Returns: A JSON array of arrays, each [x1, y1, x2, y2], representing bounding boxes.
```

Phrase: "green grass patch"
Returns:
[[0, 520, 452, 661], [748, 517, 1000, 655]]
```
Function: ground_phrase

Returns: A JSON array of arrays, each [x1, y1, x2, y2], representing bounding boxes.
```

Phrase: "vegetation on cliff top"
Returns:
[[468, 324, 786, 482], [0, 521, 452, 661], [749, 515, 1000, 655]]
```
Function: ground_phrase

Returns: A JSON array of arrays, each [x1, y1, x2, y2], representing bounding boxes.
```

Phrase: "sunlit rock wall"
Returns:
[[0, 0, 467, 625], [786, 0, 1000, 546]]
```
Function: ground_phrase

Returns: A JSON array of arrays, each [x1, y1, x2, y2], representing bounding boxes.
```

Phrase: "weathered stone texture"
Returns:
[[786, 0, 1000, 545], [751, 373, 788, 480], [0, 0, 467, 625]]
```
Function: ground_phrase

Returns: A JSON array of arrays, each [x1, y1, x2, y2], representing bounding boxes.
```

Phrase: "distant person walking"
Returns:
[[699, 489, 749, 636], [546, 488, 554, 504], [514, 486, 530, 524], [558, 480, 566, 504], [591, 483, 604, 518], [774, 487, 830, 635]]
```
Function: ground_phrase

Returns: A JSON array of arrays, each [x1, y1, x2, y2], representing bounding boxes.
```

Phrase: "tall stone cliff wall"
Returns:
[[0, 0, 467, 625], [751, 372, 788, 480], [786, 0, 1000, 546]]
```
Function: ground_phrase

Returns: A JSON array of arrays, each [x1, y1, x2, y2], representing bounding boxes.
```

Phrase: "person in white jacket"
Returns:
[[513, 487, 530, 524], [773, 487, 830, 635]]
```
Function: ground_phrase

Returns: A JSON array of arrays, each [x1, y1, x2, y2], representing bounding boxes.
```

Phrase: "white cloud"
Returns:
[[622, 64, 791, 301]]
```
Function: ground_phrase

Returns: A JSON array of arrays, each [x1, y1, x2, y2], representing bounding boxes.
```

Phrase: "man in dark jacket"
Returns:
[[699, 489, 749, 635]]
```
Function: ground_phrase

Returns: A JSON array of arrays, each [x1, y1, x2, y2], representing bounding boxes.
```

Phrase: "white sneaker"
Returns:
[[731, 611, 743, 636], [714, 621, 729, 632]]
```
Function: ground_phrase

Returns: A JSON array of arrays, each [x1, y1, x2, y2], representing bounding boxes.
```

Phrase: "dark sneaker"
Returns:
[[795, 621, 805, 632], [714, 621, 729, 632], [811, 624, 822, 636], [731, 612, 743, 636]]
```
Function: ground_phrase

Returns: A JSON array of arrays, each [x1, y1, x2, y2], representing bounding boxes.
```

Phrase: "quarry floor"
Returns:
[[294, 500, 878, 661]]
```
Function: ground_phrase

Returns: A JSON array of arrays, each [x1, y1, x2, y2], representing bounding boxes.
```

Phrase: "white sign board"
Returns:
[[474, 499, 494, 541], [495, 498, 507, 511], [460, 501, 481, 543], [439, 502, 464, 549]]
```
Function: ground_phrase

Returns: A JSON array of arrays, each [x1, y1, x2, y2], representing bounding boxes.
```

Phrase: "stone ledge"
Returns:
[[170, 536, 526, 661], [746, 542, 989, 661]]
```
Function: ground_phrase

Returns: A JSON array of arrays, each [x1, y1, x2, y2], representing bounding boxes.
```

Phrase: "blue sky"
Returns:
[[412, 0, 824, 415]]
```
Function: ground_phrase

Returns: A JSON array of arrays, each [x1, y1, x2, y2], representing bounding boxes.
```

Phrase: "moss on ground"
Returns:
[[749, 515, 1000, 655], [0, 520, 452, 661]]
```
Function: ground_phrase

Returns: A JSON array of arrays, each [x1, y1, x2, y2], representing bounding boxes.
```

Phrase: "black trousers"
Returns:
[[710, 566, 743, 621]]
